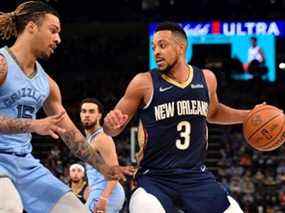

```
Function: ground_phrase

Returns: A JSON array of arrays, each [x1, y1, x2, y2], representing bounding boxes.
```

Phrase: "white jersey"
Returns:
[[248, 46, 263, 63]]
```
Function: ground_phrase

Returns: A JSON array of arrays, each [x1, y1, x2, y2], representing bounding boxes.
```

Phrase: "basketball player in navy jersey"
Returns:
[[104, 22, 251, 212], [0, 1, 131, 212]]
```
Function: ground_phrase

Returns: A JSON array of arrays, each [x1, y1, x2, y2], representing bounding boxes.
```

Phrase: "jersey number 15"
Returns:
[[17, 105, 35, 119]]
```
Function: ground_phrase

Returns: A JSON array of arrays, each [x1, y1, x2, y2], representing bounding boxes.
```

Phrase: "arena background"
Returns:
[[1, 0, 285, 212]]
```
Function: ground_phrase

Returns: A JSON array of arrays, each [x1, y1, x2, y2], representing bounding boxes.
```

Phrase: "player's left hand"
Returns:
[[94, 197, 107, 213], [104, 109, 128, 129], [253, 102, 267, 109], [101, 165, 135, 181]]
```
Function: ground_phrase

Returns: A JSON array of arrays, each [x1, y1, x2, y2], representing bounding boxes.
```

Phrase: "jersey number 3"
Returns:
[[176, 121, 191, 150]]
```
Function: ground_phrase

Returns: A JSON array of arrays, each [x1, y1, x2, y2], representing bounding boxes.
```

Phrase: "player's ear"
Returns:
[[177, 41, 186, 55], [175, 37, 186, 55], [26, 21, 38, 34], [98, 113, 102, 121]]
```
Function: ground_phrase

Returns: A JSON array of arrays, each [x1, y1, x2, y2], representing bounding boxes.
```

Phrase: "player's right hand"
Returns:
[[30, 112, 66, 139], [101, 165, 135, 181], [104, 109, 128, 130]]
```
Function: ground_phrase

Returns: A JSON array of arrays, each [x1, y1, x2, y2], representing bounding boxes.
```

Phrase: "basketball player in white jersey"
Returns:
[[80, 98, 125, 213], [248, 36, 264, 64], [247, 36, 267, 77], [0, 1, 132, 212]]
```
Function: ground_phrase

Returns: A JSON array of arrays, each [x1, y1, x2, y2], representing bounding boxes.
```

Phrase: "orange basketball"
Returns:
[[243, 104, 285, 151]]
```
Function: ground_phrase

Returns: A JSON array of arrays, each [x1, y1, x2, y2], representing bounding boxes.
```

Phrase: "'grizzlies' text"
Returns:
[[4, 87, 46, 107]]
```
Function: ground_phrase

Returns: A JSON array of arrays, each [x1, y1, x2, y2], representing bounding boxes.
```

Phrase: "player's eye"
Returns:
[[50, 28, 58, 34], [160, 43, 167, 49]]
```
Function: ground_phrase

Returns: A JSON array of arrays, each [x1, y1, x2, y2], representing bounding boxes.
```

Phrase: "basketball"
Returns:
[[243, 104, 285, 151]]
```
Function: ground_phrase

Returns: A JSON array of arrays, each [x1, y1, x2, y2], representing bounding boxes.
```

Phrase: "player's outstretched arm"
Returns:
[[44, 76, 133, 180], [103, 73, 148, 136], [204, 69, 250, 125], [0, 113, 65, 139]]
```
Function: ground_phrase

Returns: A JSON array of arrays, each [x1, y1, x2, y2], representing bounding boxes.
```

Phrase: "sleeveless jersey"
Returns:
[[70, 181, 88, 203], [0, 46, 50, 154], [85, 128, 123, 191], [248, 46, 263, 62], [138, 66, 209, 171]]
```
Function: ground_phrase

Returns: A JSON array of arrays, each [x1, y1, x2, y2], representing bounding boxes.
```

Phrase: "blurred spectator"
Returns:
[[247, 36, 268, 78], [69, 163, 89, 204]]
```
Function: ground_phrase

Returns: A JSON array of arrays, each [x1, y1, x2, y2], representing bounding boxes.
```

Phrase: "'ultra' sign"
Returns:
[[150, 21, 285, 37], [219, 21, 282, 36]]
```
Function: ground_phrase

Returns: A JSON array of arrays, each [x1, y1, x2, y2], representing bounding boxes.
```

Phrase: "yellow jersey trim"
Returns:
[[161, 65, 193, 89]]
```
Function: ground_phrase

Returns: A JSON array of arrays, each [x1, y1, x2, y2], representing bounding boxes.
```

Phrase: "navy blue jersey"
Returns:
[[138, 66, 209, 171]]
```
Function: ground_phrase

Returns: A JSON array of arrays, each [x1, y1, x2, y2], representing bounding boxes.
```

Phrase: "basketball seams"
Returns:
[[243, 106, 281, 126], [247, 113, 282, 140], [258, 116, 285, 151], [243, 105, 285, 152], [243, 106, 281, 137]]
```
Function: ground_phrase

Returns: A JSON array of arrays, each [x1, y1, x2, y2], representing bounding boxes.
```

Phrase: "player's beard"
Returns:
[[38, 50, 51, 60], [83, 120, 98, 131], [158, 61, 175, 74], [34, 46, 50, 61], [71, 178, 81, 183]]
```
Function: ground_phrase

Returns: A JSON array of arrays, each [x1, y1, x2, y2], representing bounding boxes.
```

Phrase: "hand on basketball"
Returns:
[[101, 165, 134, 181], [244, 104, 285, 151], [30, 111, 66, 139], [104, 109, 128, 129], [253, 102, 267, 109], [253, 102, 283, 113]]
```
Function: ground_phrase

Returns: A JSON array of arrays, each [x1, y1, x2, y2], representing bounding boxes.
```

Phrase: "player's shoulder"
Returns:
[[94, 131, 113, 143], [43, 74, 62, 103], [127, 71, 152, 91], [46, 74, 60, 92], [0, 54, 7, 68], [132, 71, 152, 83], [201, 69, 218, 92], [91, 131, 115, 149], [202, 69, 217, 83], [202, 69, 216, 79], [0, 53, 6, 61], [0, 54, 8, 85]]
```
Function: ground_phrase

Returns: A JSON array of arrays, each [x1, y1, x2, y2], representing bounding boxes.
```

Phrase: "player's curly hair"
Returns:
[[0, 1, 59, 40]]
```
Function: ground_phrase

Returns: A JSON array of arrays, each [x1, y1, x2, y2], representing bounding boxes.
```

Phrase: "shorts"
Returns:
[[0, 153, 70, 213], [86, 183, 125, 213], [136, 166, 230, 213]]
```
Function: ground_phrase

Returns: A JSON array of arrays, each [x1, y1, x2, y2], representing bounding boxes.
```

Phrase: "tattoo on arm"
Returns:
[[61, 129, 107, 171], [0, 55, 7, 76], [0, 115, 32, 133]]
